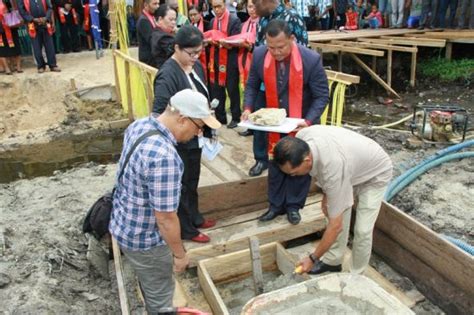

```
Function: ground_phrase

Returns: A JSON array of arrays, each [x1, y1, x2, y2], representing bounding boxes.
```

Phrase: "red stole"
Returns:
[[0, 0, 14, 47], [196, 17, 208, 81], [23, 0, 53, 38], [187, 0, 199, 7], [58, 7, 78, 25], [237, 17, 258, 86], [142, 9, 157, 29], [83, 3, 90, 31], [209, 9, 229, 86], [263, 43, 303, 157]]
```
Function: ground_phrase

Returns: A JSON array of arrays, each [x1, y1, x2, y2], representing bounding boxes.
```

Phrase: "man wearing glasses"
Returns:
[[110, 89, 221, 314]]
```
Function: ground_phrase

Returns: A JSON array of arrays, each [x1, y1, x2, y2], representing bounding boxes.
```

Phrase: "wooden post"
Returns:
[[124, 61, 134, 121], [248, 236, 264, 295], [112, 50, 122, 104], [337, 51, 343, 72], [145, 73, 154, 115], [445, 42, 453, 60], [410, 50, 417, 87], [387, 50, 393, 87]]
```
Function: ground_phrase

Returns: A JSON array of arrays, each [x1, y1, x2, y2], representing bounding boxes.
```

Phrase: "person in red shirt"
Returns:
[[345, 5, 358, 29]]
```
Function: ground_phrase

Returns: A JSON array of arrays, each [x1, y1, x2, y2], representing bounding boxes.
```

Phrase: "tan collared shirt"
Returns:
[[297, 126, 393, 218]]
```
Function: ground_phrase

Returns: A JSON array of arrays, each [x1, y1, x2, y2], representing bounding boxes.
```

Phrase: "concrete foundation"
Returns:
[[242, 273, 415, 315]]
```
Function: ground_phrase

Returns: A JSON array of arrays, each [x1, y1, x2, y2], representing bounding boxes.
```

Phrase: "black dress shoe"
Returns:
[[238, 129, 253, 137], [308, 260, 342, 275], [259, 210, 279, 222], [249, 161, 268, 177], [287, 211, 301, 225], [227, 120, 239, 129]]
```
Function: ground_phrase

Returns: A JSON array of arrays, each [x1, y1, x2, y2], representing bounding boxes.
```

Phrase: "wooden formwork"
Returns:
[[197, 242, 309, 315]]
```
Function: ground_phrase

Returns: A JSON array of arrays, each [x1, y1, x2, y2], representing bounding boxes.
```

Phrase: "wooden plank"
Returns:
[[308, 28, 423, 42], [331, 40, 418, 53], [406, 31, 474, 40], [349, 53, 401, 99], [248, 237, 264, 295], [111, 237, 131, 315], [376, 202, 474, 295], [197, 177, 268, 216], [113, 50, 158, 77], [124, 61, 134, 121], [276, 243, 301, 275], [359, 37, 445, 47], [198, 264, 229, 315], [185, 202, 326, 266], [173, 280, 189, 307], [207, 194, 323, 231], [310, 42, 385, 57], [286, 241, 417, 308], [325, 70, 360, 84], [200, 243, 277, 283], [112, 51, 122, 104], [374, 229, 474, 314]]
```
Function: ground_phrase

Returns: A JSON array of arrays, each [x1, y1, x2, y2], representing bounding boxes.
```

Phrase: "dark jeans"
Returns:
[[211, 65, 241, 124], [60, 21, 80, 52], [438, 0, 458, 27], [458, 0, 474, 28], [420, 0, 439, 27], [177, 147, 203, 239], [31, 27, 57, 69], [268, 161, 311, 214]]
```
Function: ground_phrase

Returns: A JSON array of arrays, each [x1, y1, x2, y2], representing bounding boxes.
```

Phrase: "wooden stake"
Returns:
[[350, 53, 401, 99], [111, 237, 131, 315], [387, 50, 393, 87], [248, 236, 264, 295], [124, 61, 134, 121]]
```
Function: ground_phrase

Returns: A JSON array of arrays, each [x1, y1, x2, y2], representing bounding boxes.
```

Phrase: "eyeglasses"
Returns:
[[182, 48, 202, 58], [188, 118, 205, 131]]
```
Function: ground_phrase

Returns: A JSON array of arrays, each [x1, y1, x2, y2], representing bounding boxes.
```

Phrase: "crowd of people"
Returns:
[[0, 0, 110, 74], [106, 0, 401, 313]]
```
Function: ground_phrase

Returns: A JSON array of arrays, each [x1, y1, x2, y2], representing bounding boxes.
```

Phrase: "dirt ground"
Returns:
[[1, 49, 473, 314]]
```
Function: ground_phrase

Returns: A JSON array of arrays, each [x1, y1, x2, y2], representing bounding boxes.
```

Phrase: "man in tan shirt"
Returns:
[[273, 125, 392, 274]]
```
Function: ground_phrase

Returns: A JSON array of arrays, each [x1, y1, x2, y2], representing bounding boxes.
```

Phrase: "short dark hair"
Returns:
[[265, 19, 291, 38], [154, 4, 172, 19], [273, 137, 310, 167], [175, 25, 203, 48], [188, 4, 201, 13]]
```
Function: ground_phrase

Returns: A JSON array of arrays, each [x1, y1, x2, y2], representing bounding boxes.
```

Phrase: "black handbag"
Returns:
[[82, 129, 164, 240]]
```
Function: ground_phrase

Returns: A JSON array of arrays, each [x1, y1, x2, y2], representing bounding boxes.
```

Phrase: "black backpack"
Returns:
[[82, 130, 163, 240]]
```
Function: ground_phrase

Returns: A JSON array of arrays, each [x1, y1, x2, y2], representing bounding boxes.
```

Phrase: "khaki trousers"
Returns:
[[322, 186, 387, 274]]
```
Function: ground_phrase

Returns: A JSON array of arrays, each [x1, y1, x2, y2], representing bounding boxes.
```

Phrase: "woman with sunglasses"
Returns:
[[152, 25, 217, 243]]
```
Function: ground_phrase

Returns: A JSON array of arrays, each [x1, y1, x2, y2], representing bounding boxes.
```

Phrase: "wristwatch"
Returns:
[[309, 253, 318, 263]]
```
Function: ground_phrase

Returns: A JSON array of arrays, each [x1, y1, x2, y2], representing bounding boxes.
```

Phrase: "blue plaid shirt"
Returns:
[[109, 115, 183, 250], [256, 4, 308, 47]]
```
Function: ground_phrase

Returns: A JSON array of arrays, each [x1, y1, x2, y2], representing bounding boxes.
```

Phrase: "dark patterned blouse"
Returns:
[[255, 4, 308, 47]]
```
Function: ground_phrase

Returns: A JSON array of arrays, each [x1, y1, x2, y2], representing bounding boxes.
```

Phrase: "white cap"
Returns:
[[170, 89, 222, 129]]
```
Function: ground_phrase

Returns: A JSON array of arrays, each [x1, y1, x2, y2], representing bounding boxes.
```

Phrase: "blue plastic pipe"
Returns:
[[443, 235, 474, 256], [385, 140, 474, 200], [386, 151, 474, 201]]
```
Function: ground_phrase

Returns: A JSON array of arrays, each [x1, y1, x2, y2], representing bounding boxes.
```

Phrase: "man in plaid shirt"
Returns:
[[109, 89, 221, 313]]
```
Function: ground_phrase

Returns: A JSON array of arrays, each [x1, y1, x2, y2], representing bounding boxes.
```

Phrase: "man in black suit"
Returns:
[[136, 0, 160, 66], [208, 0, 242, 128], [241, 19, 328, 224]]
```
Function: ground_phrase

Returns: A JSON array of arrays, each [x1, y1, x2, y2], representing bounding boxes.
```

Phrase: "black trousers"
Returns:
[[31, 27, 57, 69], [177, 147, 204, 239], [268, 161, 311, 214], [60, 21, 80, 52], [210, 65, 241, 124]]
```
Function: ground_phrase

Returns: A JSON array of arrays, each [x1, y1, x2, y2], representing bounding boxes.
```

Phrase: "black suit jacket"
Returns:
[[152, 58, 211, 149], [210, 11, 241, 70], [243, 44, 329, 124]]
